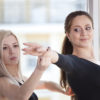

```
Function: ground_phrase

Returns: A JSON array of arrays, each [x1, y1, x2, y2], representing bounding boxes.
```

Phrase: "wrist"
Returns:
[[51, 50, 58, 63], [35, 67, 45, 73]]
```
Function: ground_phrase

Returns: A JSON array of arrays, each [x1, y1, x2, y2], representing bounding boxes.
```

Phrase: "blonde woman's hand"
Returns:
[[65, 87, 75, 96], [36, 48, 52, 71]]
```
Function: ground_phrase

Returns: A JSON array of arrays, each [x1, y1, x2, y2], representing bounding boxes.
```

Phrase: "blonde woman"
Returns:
[[0, 30, 66, 100]]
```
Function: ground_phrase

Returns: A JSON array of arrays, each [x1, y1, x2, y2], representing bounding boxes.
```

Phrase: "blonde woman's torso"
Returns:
[[0, 96, 9, 100], [0, 76, 26, 100]]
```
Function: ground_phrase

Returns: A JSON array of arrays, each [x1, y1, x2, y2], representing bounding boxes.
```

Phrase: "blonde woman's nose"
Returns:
[[9, 47, 14, 54]]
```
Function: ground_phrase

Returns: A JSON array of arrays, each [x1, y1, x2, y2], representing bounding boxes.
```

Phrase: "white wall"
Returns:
[[87, 0, 100, 60]]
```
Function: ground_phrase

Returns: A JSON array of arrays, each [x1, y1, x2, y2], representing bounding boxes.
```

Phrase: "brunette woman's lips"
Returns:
[[80, 39, 88, 41], [10, 57, 17, 60]]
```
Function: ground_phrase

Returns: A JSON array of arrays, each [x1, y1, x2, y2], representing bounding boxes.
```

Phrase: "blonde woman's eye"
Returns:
[[14, 45, 19, 48], [3, 47, 7, 50]]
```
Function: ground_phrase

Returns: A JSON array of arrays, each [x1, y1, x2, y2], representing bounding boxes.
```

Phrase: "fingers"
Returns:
[[42, 47, 52, 57], [40, 56, 51, 66], [65, 87, 75, 96], [22, 48, 47, 56], [22, 42, 48, 56], [36, 47, 47, 52], [22, 47, 33, 53], [37, 47, 52, 70], [47, 46, 51, 51], [37, 56, 51, 71]]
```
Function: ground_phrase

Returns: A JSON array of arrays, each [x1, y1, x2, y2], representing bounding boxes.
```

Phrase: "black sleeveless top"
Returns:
[[18, 82, 38, 100], [55, 54, 100, 100]]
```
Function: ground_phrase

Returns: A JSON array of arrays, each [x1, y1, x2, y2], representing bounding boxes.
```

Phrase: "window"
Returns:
[[0, 0, 87, 24]]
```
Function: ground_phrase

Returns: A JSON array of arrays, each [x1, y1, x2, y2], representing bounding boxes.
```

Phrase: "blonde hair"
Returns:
[[0, 30, 23, 84]]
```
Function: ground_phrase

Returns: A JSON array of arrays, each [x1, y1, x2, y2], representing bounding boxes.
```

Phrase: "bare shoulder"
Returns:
[[0, 76, 14, 85], [0, 77, 10, 85], [0, 77, 16, 90], [0, 77, 11, 96], [0, 77, 19, 97]]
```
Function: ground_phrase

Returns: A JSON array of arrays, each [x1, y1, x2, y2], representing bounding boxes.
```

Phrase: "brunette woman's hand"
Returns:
[[23, 42, 59, 64], [23, 42, 47, 56]]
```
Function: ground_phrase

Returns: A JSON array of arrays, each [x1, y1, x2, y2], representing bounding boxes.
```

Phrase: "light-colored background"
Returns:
[[0, 0, 100, 100]]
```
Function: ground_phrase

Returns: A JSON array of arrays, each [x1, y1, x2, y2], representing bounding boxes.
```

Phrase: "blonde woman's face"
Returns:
[[2, 35, 20, 66]]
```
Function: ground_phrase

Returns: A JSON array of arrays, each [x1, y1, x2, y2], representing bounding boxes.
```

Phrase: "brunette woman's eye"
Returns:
[[73, 28, 81, 32], [85, 26, 91, 30]]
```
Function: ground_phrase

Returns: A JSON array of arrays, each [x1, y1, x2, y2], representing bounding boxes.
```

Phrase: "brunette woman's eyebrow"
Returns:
[[72, 24, 91, 28], [85, 24, 91, 26], [71, 25, 81, 28]]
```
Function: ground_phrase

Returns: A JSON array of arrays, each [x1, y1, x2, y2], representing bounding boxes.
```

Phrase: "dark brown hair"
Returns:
[[60, 10, 93, 100]]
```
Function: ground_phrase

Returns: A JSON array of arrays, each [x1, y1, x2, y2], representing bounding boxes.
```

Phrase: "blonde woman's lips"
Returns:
[[10, 57, 17, 60]]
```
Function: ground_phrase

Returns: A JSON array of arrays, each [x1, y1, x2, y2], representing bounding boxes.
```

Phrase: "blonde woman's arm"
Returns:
[[35, 81, 75, 96], [35, 81, 66, 95], [23, 43, 76, 97], [0, 53, 51, 100]]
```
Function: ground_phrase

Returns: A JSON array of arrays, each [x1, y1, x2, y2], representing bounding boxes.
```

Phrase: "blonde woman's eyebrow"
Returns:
[[3, 42, 18, 46], [13, 42, 18, 44], [3, 44, 8, 46]]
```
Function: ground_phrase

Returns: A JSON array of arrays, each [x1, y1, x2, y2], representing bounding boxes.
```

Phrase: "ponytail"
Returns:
[[60, 36, 78, 100], [60, 36, 73, 88], [62, 36, 73, 55]]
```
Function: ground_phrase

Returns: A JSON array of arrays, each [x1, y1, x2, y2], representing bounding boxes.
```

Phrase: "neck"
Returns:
[[72, 46, 95, 60], [6, 64, 19, 79]]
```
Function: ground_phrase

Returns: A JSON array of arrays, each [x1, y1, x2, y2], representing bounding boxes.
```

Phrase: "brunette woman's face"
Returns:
[[66, 15, 93, 48], [2, 35, 20, 66]]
